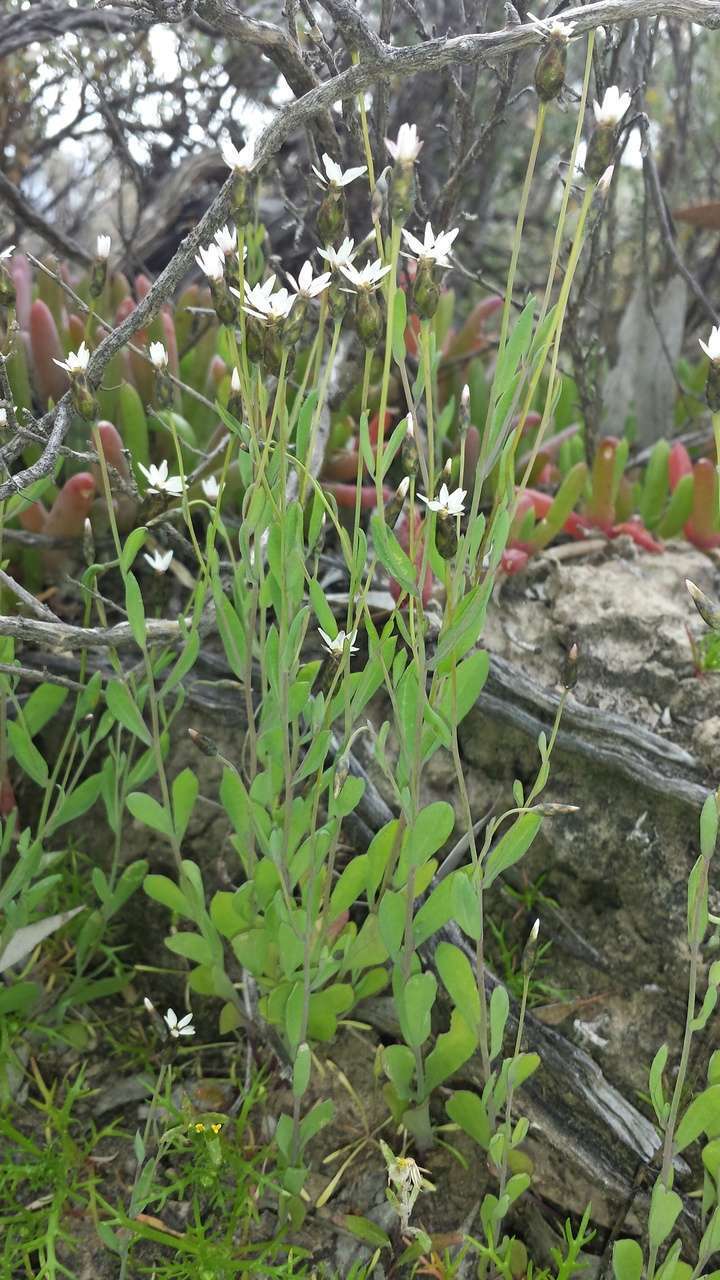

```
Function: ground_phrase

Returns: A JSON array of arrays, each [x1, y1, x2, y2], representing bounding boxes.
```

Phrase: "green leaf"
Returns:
[[425, 1009, 477, 1093], [452, 871, 481, 941], [292, 1042, 312, 1099], [370, 514, 417, 598], [484, 812, 543, 890], [398, 971, 437, 1049], [161, 630, 200, 699], [105, 681, 151, 746], [119, 379, 149, 473], [446, 1089, 491, 1150], [649, 1044, 669, 1126], [495, 298, 535, 397], [489, 985, 509, 1061], [172, 768, 198, 843], [378, 890, 405, 959], [164, 932, 215, 965], [612, 1239, 644, 1280], [127, 791, 174, 838], [344, 1215, 391, 1250], [308, 578, 336, 637], [435, 941, 480, 1033], [119, 526, 148, 574], [412, 875, 456, 945], [401, 801, 455, 874], [47, 772, 103, 833], [285, 982, 304, 1053], [22, 683, 68, 736], [383, 1044, 416, 1097], [674, 1085, 720, 1153], [700, 793, 719, 860], [7, 721, 48, 787], [144, 874, 195, 919], [299, 1098, 334, 1149], [649, 1182, 682, 1250], [329, 855, 369, 915], [124, 572, 147, 650]]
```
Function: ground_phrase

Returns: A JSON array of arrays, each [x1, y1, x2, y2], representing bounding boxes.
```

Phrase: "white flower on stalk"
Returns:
[[339, 258, 392, 293], [143, 547, 174, 573], [138, 459, 183, 497], [593, 86, 631, 126], [380, 1140, 434, 1231], [164, 1007, 196, 1038], [201, 475, 221, 501], [96, 234, 111, 259], [53, 341, 91, 375], [318, 237, 358, 270], [418, 482, 466, 516], [239, 274, 295, 322], [699, 326, 720, 363], [221, 137, 255, 173], [0, 244, 15, 261], [213, 224, 237, 255], [401, 222, 459, 268], [195, 243, 225, 282], [311, 153, 367, 189], [148, 341, 168, 370], [286, 260, 331, 300], [318, 627, 359, 658], [385, 122, 423, 163]]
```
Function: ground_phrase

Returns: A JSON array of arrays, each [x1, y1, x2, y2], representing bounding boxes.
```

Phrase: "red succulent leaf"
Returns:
[[66, 313, 86, 350], [135, 273, 153, 300], [669, 441, 693, 490], [442, 295, 503, 363], [9, 253, 32, 329], [324, 482, 390, 510], [685, 458, 720, 548], [609, 519, 664, 553], [323, 450, 364, 483], [45, 472, 97, 539], [29, 299, 68, 405], [502, 546, 530, 574], [0, 769, 17, 818], [584, 435, 619, 531], [369, 409, 394, 446], [94, 421, 130, 482], [18, 499, 48, 533]]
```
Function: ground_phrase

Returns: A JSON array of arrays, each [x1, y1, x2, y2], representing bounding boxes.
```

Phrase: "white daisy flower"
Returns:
[[593, 86, 631, 126], [96, 234, 111, 260], [148, 341, 168, 370], [138, 459, 184, 497], [401, 222, 459, 268], [287, 260, 331, 300], [311, 153, 367, 189], [213, 224, 237, 255], [201, 475, 221, 501], [238, 274, 295, 322], [699, 326, 720, 363], [221, 138, 255, 173], [339, 259, 392, 292], [195, 243, 225, 282], [418, 482, 466, 516], [527, 11, 575, 38], [318, 237, 358, 270], [53, 341, 91, 375], [0, 244, 15, 261], [143, 548, 174, 573], [318, 627, 359, 657], [385, 122, 423, 163], [164, 1007, 196, 1038]]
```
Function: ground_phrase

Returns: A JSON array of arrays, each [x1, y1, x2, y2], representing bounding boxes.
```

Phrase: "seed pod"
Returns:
[[384, 475, 410, 529], [356, 291, 383, 349], [522, 919, 540, 975], [317, 189, 346, 245], [188, 728, 219, 757], [585, 124, 616, 182], [435, 510, 458, 559], [534, 34, 568, 102], [244, 316, 265, 365], [562, 641, 579, 690], [412, 260, 440, 320]]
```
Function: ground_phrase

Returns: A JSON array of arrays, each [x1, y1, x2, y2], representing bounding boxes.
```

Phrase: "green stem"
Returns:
[[375, 221, 402, 511]]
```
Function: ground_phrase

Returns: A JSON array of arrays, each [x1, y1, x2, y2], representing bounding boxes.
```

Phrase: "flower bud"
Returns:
[[534, 34, 568, 102], [83, 517, 94, 566], [686, 579, 720, 632], [401, 414, 419, 476], [228, 367, 243, 419], [384, 475, 410, 529], [355, 290, 383, 349], [188, 727, 219, 757], [561, 641, 579, 690], [522, 918, 540, 974], [459, 384, 471, 436]]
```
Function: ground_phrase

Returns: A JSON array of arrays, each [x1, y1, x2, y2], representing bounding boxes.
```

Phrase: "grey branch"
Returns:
[[0, 170, 93, 267]]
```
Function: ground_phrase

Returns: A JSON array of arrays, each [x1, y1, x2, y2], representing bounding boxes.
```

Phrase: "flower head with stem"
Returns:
[[312, 153, 367, 189], [380, 1140, 434, 1232], [54, 341, 91, 376], [221, 138, 255, 173], [401, 222, 458, 269], [96, 234, 112, 260], [418, 482, 466, 516], [138, 459, 183, 497], [195, 243, 225, 283], [238, 275, 295, 323], [385, 122, 423, 164], [213, 224, 237, 256], [593, 85, 632, 126], [201, 475, 221, 501], [144, 548, 174, 573]]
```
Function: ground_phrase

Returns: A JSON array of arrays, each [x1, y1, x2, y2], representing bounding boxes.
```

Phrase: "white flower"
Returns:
[[596, 165, 615, 195], [0, 244, 15, 261], [143, 996, 155, 1014], [138, 459, 184, 497], [201, 475, 221, 501], [318, 237, 358, 270], [195, 243, 225, 282], [527, 11, 575, 39], [418, 482, 466, 516], [401, 222, 459, 268], [164, 1007, 196, 1038], [339, 258, 392, 292], [318, 627, 359, 657], [593, 86, 631, 126], [699, 326, 720, 363], [311, 153, 367, 189], [385, 122, 423, 163], [213, 224, 237, 255], [221, 137, 255, 173], [96, 234, 111, 260], [0, 403, 15, 428], [287, 260, 331, 300], [53, 341, 91, 375], [231, 367, 241, 392], [149, 341, 168, 370], [387, 1154, 433, 1196], [143, 548, 174, 573], [238, 274, 295, 322]]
